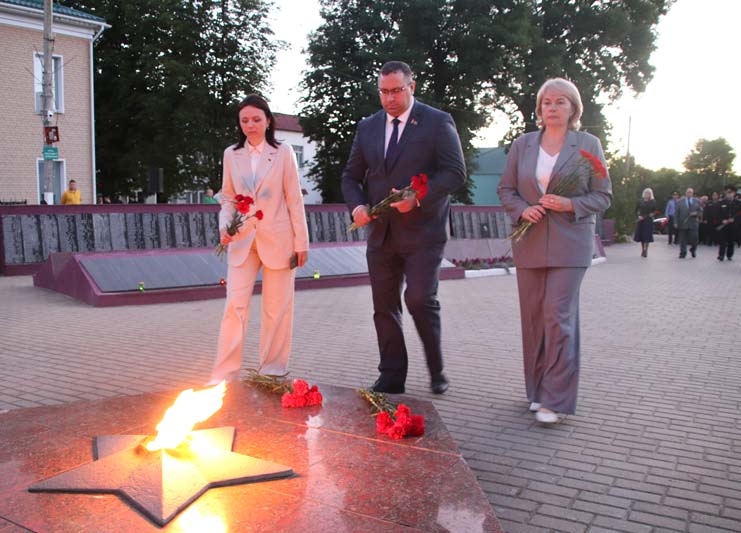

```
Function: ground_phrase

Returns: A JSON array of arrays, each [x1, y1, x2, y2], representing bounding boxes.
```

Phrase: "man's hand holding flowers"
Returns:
[[349, 173, 429, 232], [389, 187, 419, 213]]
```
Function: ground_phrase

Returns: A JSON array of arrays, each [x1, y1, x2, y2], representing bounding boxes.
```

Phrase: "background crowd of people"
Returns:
[[636, 185, 740, 261]]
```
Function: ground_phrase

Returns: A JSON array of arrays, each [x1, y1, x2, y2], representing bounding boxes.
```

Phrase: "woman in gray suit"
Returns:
[[497, 78, 612, 424]]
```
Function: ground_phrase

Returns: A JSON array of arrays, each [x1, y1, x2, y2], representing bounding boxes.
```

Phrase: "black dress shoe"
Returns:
[[691, 250, 696, 258], [371, 378, 404, 394], [430, 373, 449, 395]]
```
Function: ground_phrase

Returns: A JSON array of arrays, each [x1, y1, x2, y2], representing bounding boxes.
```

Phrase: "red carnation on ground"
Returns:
[[409, 415, 425, 436], [281, 379, 323, 408], [376, 411, 393, 433], [358, 390, 426, 439]]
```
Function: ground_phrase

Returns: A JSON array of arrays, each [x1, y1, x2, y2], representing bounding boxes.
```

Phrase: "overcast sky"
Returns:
[[268, 0, 740, 173]]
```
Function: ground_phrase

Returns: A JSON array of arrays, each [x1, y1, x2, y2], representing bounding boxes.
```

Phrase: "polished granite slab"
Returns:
[[0, 382, 501, 532]]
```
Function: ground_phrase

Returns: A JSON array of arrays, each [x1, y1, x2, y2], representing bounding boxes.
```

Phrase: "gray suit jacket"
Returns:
[[498, 130, 612, 268], [341, 100, 466, 250], [674, 197, 700, 230]]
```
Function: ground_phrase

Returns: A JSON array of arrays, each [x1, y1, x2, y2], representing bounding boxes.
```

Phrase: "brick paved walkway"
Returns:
[[1, 241, 740, 532]]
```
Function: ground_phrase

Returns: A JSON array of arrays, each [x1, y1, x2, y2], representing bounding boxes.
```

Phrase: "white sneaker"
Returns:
[[529, 402, 541, 412], [535, 409, 559, 424]]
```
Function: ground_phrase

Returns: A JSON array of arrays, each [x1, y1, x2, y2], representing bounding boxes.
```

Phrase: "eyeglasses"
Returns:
[[378, 85, 409, 97]]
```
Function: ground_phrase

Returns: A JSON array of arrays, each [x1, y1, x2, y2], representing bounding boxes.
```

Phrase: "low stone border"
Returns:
[[464, 267, 514, 278], [464, 257, 606, 278]]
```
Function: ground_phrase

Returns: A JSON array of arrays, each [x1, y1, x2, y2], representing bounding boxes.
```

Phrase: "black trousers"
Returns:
[[367, 238, 445, 385], [667, 216, 677, 243], [718, 225, 735, 259]]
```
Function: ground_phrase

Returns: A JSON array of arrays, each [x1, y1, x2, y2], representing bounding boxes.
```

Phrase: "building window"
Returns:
[[34, 53, 64, 113], [36, 159, 66, 204], [292, 145, 304, 168]]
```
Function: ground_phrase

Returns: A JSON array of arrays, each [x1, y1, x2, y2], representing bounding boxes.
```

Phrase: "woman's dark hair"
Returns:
[[235, 94, 280, 150]]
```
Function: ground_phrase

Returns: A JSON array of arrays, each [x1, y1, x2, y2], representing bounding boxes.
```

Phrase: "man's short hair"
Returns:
[[726, 184, 737, 192], [69, 179, 77, 184], [380, 61, 413, 82]]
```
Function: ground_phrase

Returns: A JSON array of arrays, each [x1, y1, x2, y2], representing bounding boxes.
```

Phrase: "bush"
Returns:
[[451, 256, 513, 270]]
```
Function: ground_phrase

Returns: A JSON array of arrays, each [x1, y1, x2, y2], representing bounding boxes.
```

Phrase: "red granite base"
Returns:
[[0, 382, 501, 532]]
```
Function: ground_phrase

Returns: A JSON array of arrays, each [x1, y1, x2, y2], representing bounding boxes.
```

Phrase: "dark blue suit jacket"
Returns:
[[341, 100, 466, 250]]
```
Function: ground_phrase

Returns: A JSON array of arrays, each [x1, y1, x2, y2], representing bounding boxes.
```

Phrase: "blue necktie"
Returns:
[[385, 118, 400, 169]]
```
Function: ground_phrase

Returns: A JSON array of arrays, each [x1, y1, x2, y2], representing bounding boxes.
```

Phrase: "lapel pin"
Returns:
[[410, 118, 418, 126]]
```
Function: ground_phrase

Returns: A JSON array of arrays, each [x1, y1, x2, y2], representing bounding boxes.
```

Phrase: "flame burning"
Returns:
[[146, 381, 226, 451]]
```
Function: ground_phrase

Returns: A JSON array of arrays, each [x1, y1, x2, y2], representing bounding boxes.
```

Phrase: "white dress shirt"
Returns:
[[384, 97, 415, 156], [239, 140, 264, 193], [247, 140, 265, 176], [353, 99, 416, 217], [536, 146, 559, 193]]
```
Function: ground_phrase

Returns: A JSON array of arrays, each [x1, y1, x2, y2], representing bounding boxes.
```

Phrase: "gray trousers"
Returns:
[[516, 267, 586, 415], [677, 228, 698, 257]]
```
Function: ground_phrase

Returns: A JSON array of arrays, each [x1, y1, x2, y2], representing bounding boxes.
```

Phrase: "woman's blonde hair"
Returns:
[[536, 78, 583, 130], [642, 188, 655, 200]]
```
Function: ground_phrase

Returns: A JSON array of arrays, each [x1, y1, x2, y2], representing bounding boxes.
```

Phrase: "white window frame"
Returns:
[[36, 158, 67, 204], [292, 144, 305, 168], [33, 53, 64, 113]]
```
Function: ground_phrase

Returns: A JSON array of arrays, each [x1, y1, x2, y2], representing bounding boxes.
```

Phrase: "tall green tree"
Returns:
[[682, 137, 737, 195], [66, 0, 277, 198], [605, 162, 686, 237], [648, 167, 682, 213], [605, 155, 655, 236], [300, 0, 523, 203], [491, 0, 672, 144]]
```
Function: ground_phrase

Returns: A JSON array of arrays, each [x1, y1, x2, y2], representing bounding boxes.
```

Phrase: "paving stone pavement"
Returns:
[[1, 240, 740, 532]]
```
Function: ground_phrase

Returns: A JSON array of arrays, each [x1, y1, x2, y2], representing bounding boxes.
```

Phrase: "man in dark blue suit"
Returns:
[[341, 61, 466, 395]]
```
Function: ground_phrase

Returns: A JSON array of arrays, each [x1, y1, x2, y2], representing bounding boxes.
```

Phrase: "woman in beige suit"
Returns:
[[497, 78, 612, 424], [210, 94, 309, 383]]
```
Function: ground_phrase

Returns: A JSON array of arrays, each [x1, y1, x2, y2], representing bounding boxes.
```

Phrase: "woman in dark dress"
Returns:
[[634, 187, 656, 257]]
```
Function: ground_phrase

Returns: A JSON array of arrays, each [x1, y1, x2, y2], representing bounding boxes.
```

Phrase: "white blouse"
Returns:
[[536, 147, 559, 193]]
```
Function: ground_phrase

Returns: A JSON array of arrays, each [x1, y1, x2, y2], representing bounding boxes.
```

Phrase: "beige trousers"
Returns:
[[210, 243, 296, 382]]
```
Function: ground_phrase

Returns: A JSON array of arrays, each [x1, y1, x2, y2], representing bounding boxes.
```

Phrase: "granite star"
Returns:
[[29, 427, 293, 526]]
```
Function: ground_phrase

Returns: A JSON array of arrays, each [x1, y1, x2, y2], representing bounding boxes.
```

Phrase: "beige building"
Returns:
[[0, 1, 107, 204]]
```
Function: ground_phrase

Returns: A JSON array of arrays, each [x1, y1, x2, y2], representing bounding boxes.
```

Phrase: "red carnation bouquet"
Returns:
[[348, 173, 429, 232], [509, 149, 607, 243], [215, 194, 263, 256], [358, 389, 425, 439], [243, 371, 323, 408], [281, 379, 323, 408]]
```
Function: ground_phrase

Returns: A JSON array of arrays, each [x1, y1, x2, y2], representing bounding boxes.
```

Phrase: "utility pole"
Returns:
[[41, 0, 55, 204], [624, 115, 632, 177]]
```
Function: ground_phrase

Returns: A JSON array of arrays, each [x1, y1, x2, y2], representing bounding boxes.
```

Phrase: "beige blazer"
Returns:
[[498, 130, 612, 268], [219, 142, 309, 268]]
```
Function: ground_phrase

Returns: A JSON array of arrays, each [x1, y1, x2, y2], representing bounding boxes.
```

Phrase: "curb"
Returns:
[[464, 257, 606, 278]]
